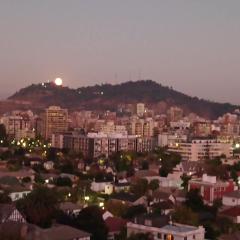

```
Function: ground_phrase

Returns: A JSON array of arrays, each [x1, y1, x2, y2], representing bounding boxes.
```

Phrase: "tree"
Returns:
[[59, 162, 75, 174], [54, 177, 72, 187], [105, 200, 128, 217], [22, 177, 31, 183], [0, 192, 11, 204], [141, 160, 149, 170], [216, 216, 234, 234], [148, 179, 159, 192], [46, 147, 58, 161], [185, 189, 204, 212], [111, 152, 133, 172], [0, 150, 12, 160], [0, 124, 7, 141], [115, 227, 127, 240], [204, 157, 228, 180], [34, 174, 45, 184], [16, 186, 58, 228], [203, 222, 220, 240], [13, 147, 26, 157], [173, 206, 199, 226], [158, 152, 181, 177], [180, 174, 191, 191], [130, 179, 148, 197], [73, 206, 108, 240], [122, 205, 147, 220]]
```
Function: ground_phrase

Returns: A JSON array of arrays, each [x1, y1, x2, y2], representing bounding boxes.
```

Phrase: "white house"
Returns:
[[91, 180, 112, 193], [43, 161, 54, 170], [127, 221, 205, 240], [222, 190, 240, 206], [8, 186, 31, 201]]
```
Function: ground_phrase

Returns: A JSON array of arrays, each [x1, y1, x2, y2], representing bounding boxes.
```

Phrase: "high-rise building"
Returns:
[[168, 138, 233, 161], [167, 106, 183, 122], [42, 106, 68, 140], [136, 103, 145, 117], [0, 111, 36, 140]]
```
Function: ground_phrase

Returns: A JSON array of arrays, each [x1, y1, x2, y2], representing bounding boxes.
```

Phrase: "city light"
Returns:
[[84, 196, 90, 201]]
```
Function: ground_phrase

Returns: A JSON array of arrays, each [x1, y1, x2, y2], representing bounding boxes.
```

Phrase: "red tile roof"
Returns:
[[105, 216, 127, 233], [221, 206, 240, 217]]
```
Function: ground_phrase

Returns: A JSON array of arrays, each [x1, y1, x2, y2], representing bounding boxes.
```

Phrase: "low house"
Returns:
[[220, 206, 240, 224], [0, 169, 35, 182], [135, 170, 160, 180], [60, 173, 79, 183], [102, 210, 114, 221], [152, 191, 173, 203], [109, 192, 147, 207], [38, 224, 91, 240], [127, 214, 205, 240], [114, 179, 130, 193], [7, 185, 31, 201], [91, 180, 113, 194], [174, 161, 202, 176], [151, 200, 175, 215], [105, 216, 128, 240], [219, 231, 240, 240], [0, 222, 91, 240], [41, 173, 59, 184], [189, 174, 236, 204], [43, 161, 54, 170], [0, 204, 26, 223], [222, 190, 240, 206], [59, 202, 82, 216]]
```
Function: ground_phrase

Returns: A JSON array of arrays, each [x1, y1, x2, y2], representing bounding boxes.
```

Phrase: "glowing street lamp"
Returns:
[[99, 202, 104, 208], [84, 196, 90, 201]]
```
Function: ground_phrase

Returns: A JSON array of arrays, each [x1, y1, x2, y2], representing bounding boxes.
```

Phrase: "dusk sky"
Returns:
[[0, 1, 240, 104]]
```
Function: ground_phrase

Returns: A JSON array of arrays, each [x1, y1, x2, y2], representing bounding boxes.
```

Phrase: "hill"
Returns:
[[8, 80, 238, 119]]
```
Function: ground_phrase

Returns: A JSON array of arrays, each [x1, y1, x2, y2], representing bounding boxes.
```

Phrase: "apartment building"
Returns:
[[41, 106, 68, 140], [52, 132, 155, 158], [168, 139, 232, 161]]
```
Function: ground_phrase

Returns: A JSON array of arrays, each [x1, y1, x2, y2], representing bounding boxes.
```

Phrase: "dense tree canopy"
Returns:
[[16, 186, 59, 228], [73, 206, 108, 240]]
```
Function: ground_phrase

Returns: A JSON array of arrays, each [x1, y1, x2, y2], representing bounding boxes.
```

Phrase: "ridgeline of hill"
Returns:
[[8, 80, 238, 119]]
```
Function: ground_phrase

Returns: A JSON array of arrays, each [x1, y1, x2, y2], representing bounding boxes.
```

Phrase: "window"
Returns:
[[184, 237, 187, 240], [193, 235, 196, 239], [167, 235, 174, 240]]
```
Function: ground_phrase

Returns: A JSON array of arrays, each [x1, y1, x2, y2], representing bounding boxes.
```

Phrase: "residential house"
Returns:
[[109, 192, 147, 207], [220, 206, 240, 224], [222, 190, 240, 206], [0, 204, 26, 223], [105, 216, 128, 240], [127, 214, 205, 240], [188, 174, 236, 204], [59, 202, 83, 216]]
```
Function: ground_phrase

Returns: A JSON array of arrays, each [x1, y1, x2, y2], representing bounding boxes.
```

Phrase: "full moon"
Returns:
[[54, 78, 63, 86]]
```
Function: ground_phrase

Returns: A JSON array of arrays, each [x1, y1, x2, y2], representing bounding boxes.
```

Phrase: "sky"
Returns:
[[0, 1, 240, 104]]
